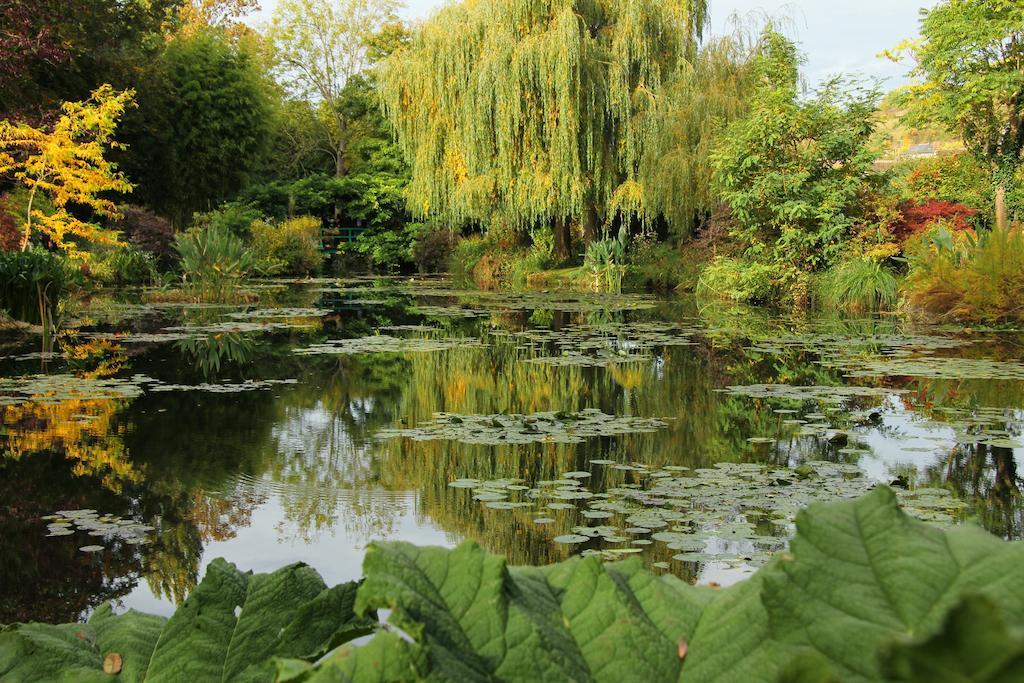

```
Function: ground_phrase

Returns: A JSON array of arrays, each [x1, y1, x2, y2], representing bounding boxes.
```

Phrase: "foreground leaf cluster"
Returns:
[[3, 488, 1023, 682]]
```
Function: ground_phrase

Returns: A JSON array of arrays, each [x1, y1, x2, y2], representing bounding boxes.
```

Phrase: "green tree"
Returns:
[[122, 30, 272, 226], [638, 29, 762, 239], [379, 0, 708, 258], [894, 0, 1024, 231], [711, 31, 881, 290], [269, 0, 401, 184]]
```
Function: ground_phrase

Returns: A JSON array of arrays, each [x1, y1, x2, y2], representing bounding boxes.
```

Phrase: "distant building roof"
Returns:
[[904, 143, 937, 157]]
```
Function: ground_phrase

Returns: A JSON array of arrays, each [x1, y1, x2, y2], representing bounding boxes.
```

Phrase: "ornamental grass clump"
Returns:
[[905, 224, 1024, 323], [815, 258, 900, 313]]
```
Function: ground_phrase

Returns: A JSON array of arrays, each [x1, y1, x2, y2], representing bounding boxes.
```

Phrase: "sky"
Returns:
[[254, 0, 932, 89]]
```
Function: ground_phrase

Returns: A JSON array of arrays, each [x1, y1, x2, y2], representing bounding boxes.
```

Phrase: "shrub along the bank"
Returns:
[[2, 488, 1022, 682], [250, 216, 324, 276], [905, 224, 1024, 323]]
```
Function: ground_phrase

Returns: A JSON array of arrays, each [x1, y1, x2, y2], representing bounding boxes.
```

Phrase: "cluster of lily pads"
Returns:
[[294, 334, 484, 356], [42, 509, 154, 553], [377, 409, 669, 445], [492, 321, 698, 368], [227, 308, 330, 319], [448, 459, 966, 570], [0, 373, 302, 407], [0, 374, 146, 406]]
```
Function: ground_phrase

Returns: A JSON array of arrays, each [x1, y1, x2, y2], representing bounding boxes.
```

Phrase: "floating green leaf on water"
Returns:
[[42, 509, 154, 548], [295, 335, 484, 356], [377, 409, 668, 445], [552, 534, 590, 544]]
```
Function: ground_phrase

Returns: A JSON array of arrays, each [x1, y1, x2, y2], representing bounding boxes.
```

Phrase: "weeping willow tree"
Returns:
[[380, 0, 708, 257], [635, 28, 763, 239]]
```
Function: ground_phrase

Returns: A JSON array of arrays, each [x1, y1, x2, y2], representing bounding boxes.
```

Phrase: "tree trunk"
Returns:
[[995, 182, 1008, 231], [21, 183, 37, 252], [553, 216, 571, 260], [333, 116, 347, 220], [582, 205, 599, 244]]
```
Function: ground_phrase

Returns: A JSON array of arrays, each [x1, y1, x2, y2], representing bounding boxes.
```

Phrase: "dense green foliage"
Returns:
[[122, 31, 272, 226], [0, 247, 74, 328], [380, 0, 709, 254], [711, 31, 882, 302], [2, 0, 1022, 319], [0, 560, 372, 682], [3, 488, 1022, 682], [894, 0, 1024, 230]]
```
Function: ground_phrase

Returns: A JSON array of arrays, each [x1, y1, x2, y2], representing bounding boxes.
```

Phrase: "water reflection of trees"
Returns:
[[7, 292, 1024, 621]]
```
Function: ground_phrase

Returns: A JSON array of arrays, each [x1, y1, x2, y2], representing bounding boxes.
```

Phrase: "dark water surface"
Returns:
[[2, 277, 1021, 624]]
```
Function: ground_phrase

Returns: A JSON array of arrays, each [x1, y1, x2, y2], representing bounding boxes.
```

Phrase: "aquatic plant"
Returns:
[[377, 409, 669, 445], [0, 247, 75, 330], [4, 489, 1022, 682], [174, 223, 256, 302]]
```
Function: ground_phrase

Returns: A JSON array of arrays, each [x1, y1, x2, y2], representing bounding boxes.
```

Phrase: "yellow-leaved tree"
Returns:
[[0, 85, 135, 259]]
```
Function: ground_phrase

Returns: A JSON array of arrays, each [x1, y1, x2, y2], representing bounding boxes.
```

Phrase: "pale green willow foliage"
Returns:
[[632, 30, 762, 237], [380, 0, 708, 233]]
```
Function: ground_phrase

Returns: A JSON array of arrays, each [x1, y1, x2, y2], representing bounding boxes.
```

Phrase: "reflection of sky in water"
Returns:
[[122, 491, 453, 617], [858, 395, 1024, 482]]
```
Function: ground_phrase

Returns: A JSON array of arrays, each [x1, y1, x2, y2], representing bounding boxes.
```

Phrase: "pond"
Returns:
[[1, 277, 1022, 624]]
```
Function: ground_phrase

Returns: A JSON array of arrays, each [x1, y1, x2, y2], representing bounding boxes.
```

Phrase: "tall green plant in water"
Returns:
[[174, 223, 255, 302], [0, 248, 74, 332], [580, 227, 628, 292], [380, 0, 708, 257]]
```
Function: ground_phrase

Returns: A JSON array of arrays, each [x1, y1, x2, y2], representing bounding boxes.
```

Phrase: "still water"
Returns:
[[1, 277, 1021, 624]]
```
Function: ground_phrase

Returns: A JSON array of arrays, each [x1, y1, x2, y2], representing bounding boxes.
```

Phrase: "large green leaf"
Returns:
[[881, 595, 1024, 682], [684, 486, 1024, 681], [280, 541, 715, 682], [0, 559, 373, 683], [291, 487, 1024, 683], [5, 488, 1023, 683]]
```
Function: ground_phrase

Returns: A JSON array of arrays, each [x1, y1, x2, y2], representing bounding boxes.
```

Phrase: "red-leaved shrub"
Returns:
[[892, 200, 977, 243], [112, 205, 176, 265]]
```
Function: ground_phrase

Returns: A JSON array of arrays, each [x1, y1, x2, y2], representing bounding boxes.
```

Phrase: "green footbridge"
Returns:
[[320, 225, 368, 254]]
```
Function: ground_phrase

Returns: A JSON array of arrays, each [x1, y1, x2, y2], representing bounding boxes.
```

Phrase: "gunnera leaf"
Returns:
[[0, 559, 372, 683], [681, 487, 1024, 683], [321, 541, 717, 682], [880, 594, 1024, 682]]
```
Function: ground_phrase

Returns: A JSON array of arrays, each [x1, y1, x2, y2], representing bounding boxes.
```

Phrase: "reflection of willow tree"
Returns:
[[909, 376, 1024, 539], [120, 390, 281, 602], [924, 444, 1023, 540], [368, 333, 860, 565]]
